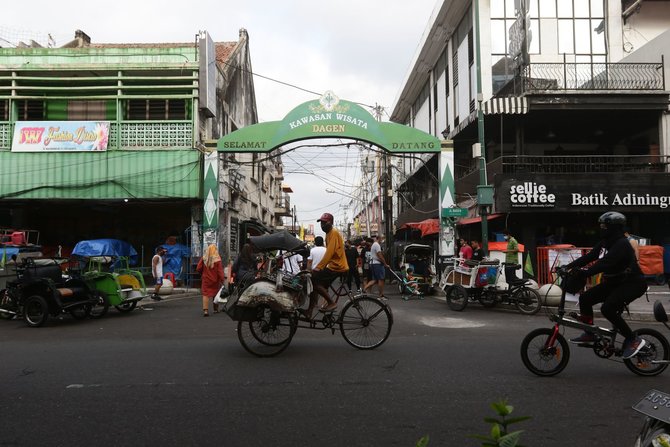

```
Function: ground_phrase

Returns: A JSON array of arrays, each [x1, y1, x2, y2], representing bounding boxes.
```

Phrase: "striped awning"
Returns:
[[483, 96, 528, 115]]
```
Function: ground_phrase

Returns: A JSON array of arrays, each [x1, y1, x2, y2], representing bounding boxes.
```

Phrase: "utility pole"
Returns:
[[474, 0, 493, 255], [372, 103, 393, 249]]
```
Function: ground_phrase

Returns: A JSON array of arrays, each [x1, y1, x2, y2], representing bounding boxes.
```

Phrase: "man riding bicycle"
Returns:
[[302, 212, 349, 320], [564, 211, 647, 359]]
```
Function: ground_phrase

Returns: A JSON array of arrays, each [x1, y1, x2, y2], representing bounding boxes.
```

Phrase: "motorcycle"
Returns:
[[633, 301, 670, 446]]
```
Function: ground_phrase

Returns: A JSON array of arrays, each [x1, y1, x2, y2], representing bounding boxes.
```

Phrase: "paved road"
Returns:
[[1, 290, 669, 447]]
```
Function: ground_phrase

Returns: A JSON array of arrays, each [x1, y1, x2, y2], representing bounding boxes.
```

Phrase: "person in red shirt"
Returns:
[[458, 238, 473, 260], [196, 244, 225, 317]]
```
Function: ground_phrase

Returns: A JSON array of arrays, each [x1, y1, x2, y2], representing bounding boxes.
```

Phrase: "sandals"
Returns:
[[203, 310, 209, 317]]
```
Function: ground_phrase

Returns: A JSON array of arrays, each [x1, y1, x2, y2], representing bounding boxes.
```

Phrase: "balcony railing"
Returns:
[[275, 193, 292, 216], [521, 57, 665, 92], [455, 155, 669, 197], [500, 155, 670, 173]]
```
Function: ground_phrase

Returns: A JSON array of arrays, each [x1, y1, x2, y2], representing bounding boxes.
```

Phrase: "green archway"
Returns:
[[217, 91, 440, 153], [211, 91, 455, 260]]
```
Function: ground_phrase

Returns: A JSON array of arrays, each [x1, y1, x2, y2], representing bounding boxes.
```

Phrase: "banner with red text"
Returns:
[[11, 121, 110, 152]]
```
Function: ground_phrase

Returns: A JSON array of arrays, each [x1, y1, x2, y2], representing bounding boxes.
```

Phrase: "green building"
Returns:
[[0, 29, 285, 273]]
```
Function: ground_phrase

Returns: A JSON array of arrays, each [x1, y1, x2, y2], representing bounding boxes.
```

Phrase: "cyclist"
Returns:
[[302, 212, 349, 320], [564, 211, 647, 359]]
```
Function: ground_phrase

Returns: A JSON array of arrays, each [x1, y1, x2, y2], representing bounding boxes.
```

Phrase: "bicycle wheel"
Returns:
[[446, 285, 468, 311], [520, 328, 570, 376], [339, 296, 392, 350], [237, 306, 297, 357], [623, 328, 670, 377], [514, 287, 541, 315]]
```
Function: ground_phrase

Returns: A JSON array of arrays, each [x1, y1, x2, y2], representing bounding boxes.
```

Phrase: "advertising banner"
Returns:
[[11, 121, 110, 152]]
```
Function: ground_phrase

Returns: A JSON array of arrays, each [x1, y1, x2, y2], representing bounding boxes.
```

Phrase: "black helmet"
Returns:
[[598, 211, 626, 227]]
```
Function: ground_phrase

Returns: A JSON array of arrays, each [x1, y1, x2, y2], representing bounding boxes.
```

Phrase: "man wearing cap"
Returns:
[[303, 212, 349, 320]]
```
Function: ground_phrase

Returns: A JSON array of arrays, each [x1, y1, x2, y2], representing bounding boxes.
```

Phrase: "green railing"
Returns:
[[0, 122, 10, 148]]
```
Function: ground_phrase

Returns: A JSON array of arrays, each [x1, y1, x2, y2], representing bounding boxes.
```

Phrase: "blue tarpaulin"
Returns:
[[72, 239, 139, 265], [161, 244, 190, 280]]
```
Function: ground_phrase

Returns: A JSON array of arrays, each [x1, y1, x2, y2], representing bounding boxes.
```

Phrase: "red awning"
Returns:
[[456, 213, 504, 226], [399, 218, 440, 237]]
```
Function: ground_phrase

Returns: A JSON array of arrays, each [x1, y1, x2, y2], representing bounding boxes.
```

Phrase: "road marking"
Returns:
[[419, 316, 486, 329]]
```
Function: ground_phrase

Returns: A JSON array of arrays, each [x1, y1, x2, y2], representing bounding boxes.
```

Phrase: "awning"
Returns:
[[456, 213, 504, 226], [483, 97, 528, 115], [399, 218, 440, 237]]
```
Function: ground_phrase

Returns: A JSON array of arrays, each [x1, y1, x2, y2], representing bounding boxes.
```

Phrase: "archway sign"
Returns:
[[218, 91, 439, 154], [214, 91, 455, 258]]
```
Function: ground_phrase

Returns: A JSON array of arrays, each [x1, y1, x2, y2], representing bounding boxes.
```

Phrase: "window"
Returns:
[[0, 100, 7, 121], [126, 99, 188, 120], [17, 100, 44, 120], [68, 100, 107, 120], [554, 0, 605, 58], [558, 19, 575, 54]]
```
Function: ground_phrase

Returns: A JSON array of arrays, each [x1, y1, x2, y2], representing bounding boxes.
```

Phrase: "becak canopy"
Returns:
[[72, 239, 138, 264]]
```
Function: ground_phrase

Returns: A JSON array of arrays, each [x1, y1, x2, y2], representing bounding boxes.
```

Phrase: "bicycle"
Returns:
[[226, 231, 393, 357], [520, 268, 670, 377]]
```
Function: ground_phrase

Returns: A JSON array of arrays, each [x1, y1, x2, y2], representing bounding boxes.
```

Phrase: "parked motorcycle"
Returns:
[[633, 301, 670, 446], [0, 256, 106, 327]]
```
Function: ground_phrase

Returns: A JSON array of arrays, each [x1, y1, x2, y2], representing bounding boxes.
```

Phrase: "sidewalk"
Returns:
[[432, 284, 670, 322]]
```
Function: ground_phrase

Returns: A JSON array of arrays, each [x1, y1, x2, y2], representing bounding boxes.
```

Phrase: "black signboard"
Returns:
[[494, 173, 670, 213]]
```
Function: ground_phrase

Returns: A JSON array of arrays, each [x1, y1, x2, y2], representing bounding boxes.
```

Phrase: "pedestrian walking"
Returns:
[[196, 244, 226, 317], [151, 246, 167, 300], [344, 240, 361, 291], [363, 235, 389, 299]]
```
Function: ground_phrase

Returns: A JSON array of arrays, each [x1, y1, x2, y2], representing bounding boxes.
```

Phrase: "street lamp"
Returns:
[[325, 188, 371, 236]]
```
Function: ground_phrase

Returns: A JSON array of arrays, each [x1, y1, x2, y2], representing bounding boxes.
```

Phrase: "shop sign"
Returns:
[[509, 182, 556, 208], [12, 121, 110, 152], [495, 174, 670, 212]]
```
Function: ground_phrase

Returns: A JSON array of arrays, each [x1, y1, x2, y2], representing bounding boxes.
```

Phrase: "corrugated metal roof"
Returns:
[[0, 150, 201, 200]]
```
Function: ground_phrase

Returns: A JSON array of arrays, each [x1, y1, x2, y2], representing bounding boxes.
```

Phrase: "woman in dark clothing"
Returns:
[[232, 239, 257, 289]]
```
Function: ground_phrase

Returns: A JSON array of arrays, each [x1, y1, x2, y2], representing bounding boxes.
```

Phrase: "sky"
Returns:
[[1, 0, 437, 231]]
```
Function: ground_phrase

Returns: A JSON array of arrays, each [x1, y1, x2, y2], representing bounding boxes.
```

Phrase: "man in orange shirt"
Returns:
[[303, 212, 349, 320]]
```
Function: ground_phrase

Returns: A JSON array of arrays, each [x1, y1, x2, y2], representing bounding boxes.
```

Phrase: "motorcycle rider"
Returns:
[[564, 211, 648, 359]]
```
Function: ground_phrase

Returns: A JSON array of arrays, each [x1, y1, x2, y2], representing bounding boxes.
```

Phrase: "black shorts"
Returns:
[[311, 268, 342, 288]]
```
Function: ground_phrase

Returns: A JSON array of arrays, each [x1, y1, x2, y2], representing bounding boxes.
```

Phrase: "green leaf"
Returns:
[[491, 423, 501, 440], [498, 431, 524, 447], [415, 435, 430, 447], [504, 416, 532, 425], [490, 400, 512, 416]]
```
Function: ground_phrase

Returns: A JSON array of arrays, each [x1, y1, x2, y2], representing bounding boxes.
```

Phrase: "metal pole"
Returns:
[[475, 0, 489, 255]]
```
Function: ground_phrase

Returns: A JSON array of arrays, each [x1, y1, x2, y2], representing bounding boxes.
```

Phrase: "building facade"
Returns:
[[391, 0, 670, 269], [0, 29, 288, 272]]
